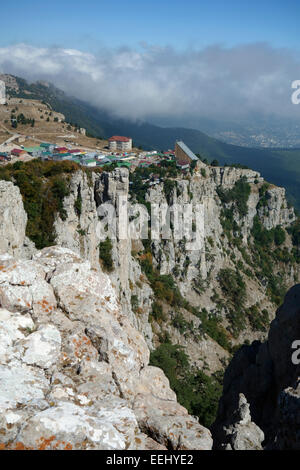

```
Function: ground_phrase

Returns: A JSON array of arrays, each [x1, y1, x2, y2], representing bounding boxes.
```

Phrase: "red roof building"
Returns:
[[55, 147, 68, 153], [109, 136, 132, 152], [109, 136, 131, 142], [11, 149, 26, 156]]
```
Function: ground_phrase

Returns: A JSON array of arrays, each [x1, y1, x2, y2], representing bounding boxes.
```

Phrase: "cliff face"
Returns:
[[0, 181, 35, 259], [0, 246, 212, 450], [212, 284, 300, 450], [53, 172, 100, 270], [52, 169, 153, 345], [0, 160, 292, 376], [0, 160, 299, 449], [146, 164, 294, 285], [51, 164, 298, 360]]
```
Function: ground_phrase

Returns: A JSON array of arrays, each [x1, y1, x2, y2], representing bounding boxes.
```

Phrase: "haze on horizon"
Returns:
[[0, 0, 299, 132]]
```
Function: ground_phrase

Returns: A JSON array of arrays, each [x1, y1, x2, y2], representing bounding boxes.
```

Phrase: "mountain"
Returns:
[[0, 159, 299, 449], [1, 74, 300, 451], [0, 191, 212, 449], [3, 74, 300, 209], [153, 113, 300, 148]]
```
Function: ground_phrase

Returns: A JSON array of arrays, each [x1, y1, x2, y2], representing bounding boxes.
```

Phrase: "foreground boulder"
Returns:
[[0, 246, 212, 450]]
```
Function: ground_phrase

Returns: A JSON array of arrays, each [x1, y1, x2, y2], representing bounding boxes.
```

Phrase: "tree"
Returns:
[[99, 237, 114, 272], [274, 226, 286, 246]]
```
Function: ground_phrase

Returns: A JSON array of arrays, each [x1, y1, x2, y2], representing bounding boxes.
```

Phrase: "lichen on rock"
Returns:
[[0, 246, 212, 450]]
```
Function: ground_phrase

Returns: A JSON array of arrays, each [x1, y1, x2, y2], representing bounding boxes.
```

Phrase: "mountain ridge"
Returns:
[[2, 74, 300, 209]]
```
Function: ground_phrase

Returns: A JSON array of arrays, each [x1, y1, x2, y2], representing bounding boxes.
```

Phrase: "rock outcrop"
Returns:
[[0, 246, 212, 450], [53, 172, 100, 269], [25, 161, 296, 376], [0, 181, 35, 259], [212, 284, 300, 450], [53, 169, 154, 346], [1, 164, 299, 450], [212, 393, 264, 450]]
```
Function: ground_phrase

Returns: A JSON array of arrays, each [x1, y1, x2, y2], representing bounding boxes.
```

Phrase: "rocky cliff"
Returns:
[[51, 163, 298, 358], [0, 159, 299, 446], [0, 181, 35, 259], [0, 245, 212, 450], [212, 283, 300, 450]]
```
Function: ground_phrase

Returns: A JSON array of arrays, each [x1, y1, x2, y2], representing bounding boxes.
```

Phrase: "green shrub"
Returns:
[[74, 190, 82, 217], [257, 183, 270, 209], [131, 294, 139, 313], [150, 342, 223, 428], [217, 268, 247, 335], [250, 217, 288, 304], [0, 160, 80, 248], [217, 177, 251, 218], [151, 301, 165, 321], [218, 268, 246, 308], [246, 305, 269, 332], [164, 179, 176, 203], [274, 226, 286, 246], [171, 312, 191, 334], [99, 237, 114, 272], [198, 309, 231, 351]]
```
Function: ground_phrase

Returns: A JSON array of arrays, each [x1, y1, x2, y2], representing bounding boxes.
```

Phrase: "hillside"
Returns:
[[0, 191, 299, 449], [2, 74, 300, 209], [0, 158, 299, 430]]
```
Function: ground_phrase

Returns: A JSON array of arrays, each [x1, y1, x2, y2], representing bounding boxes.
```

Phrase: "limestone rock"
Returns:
[[214, 394, 264, 450], [213, 284, 300, 450], [17, 401, 139, 450], [21, 325, 61, 368], [51, 166, 297, 357], [275, 380, 300, 450], [0, 181, 36, 259], [0, 247, 212, 450], [53, 171, 100, 269]]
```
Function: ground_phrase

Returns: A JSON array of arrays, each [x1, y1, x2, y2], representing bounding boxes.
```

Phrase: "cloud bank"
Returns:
[[0, 42, 299, 123]]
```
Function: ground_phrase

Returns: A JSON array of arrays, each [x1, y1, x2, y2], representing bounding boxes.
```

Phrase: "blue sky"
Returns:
[[1, 0, 299, 52]]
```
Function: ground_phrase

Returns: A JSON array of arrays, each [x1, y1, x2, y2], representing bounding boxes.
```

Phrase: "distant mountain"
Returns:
[[4, 74, 300, 210], [152, 114, 300, 148]]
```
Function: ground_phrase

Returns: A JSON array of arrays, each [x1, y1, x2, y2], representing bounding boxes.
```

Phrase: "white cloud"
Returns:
[[0, 42, 299, 123]]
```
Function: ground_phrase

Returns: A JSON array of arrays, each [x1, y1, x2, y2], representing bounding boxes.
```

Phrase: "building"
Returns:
[[175, 141, 198, 166], [54, 147, 69, 154], [97, 157, 111, 165], [176, 162, 190, 171], [23, 146, 43, 156], [11, 149, 26, 157], [0, 80, 6, 105], [109, 136, 132, 152], [82, 159, 97, 167], [0, 153, 10, 162], [40, 143, 55, 152]]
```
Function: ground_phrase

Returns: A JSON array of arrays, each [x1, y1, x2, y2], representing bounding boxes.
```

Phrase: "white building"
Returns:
[[0, 80, 6, 105], [109, 136, 132, 152]]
